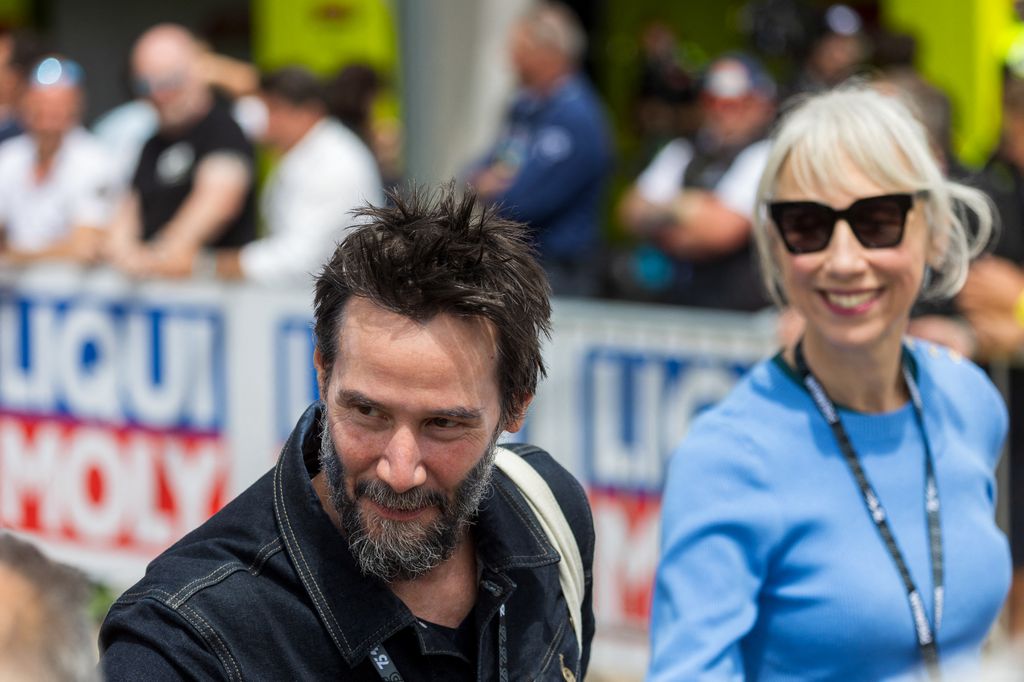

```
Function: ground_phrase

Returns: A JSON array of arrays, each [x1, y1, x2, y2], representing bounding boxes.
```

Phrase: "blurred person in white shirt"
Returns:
[[208, 66, 383, 285], [0, 55, 115, 265]]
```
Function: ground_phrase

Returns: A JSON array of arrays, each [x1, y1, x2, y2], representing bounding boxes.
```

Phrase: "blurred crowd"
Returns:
[[1, 3, 1019, 361], [0, 22, 391, 286]]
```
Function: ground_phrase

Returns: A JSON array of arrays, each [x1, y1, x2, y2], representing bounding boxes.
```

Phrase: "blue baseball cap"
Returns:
[[29, 56, 84, 89], [702, 53, 776, 101]]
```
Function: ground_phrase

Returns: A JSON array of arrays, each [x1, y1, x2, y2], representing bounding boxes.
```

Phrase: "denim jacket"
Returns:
[[99, 404, 595, 681]]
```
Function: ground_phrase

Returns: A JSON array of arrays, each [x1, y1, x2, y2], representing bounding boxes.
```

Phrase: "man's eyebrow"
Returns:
[[430, 406, 485, 421], [334, 389, 383, 410], [334, 390, 484, 421]]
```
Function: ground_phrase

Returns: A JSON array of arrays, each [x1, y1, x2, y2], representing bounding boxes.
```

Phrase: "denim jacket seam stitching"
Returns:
[[169, 563, 244, 607], [519, 447, 595, 556], [115, 589, 148, 602], [177, 602, 242, 681], [273, 459, 350, 655], [248, 537, 283, 575], [534, 611, 567, 678], [350, 614, 414, 659], [558, 455, 596, 553], [494, 482, 557, 561], [114, 587, 174, 604]]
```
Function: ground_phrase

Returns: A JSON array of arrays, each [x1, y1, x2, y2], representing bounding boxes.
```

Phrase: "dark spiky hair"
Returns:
[[313, 182, 552, 426]]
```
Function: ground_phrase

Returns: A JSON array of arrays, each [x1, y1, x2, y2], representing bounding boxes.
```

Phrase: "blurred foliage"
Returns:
[[90, 580, 119, 627]]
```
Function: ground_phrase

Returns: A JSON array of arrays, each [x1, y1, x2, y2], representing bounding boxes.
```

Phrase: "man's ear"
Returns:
[[314, 347, 327, 398], [504, 394, 534, 433]]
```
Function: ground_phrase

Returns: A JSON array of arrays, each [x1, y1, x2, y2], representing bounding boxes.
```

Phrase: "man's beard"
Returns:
[[319, 412, 497, 582]]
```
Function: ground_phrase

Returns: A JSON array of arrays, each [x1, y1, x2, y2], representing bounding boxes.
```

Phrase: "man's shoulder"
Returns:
[[110, 467, 282, 612], [498, 443, 584, 494], [297, 119, 376, 171], [494, 442, 594, 558], [62, 128, 113, 169], [550, 75, 608, 122], [0, 133, 31, 166], [191, 97, 253, 157]]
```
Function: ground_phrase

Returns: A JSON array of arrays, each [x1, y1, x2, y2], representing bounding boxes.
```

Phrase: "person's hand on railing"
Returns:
[[958, 255, 1024, 359], [145, 237, 199, 279]]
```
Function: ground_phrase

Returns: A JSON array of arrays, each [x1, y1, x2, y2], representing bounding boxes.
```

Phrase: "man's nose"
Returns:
[[376, 426, 427, 494]]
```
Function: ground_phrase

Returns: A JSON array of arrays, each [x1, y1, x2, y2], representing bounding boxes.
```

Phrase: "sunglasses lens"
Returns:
[[774, 204, 835, 253], [848, 197, 907, 248]]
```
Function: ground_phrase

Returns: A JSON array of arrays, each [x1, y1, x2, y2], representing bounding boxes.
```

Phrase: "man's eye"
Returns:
[[430, 418, 459, 429], [355, 405, 380, 417]]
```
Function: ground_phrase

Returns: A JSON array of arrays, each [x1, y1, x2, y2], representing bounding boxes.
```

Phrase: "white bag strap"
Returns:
[[494, 446, 584, 661]]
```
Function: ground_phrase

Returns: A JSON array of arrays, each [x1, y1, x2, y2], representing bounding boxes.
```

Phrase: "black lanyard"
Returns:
[[368, 645, 403, 681], [794, 340, 943, 677], [367, 603, 510, 682]]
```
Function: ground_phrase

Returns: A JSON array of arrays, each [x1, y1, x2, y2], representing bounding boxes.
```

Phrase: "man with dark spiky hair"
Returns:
[[100, 183, 595, 681]]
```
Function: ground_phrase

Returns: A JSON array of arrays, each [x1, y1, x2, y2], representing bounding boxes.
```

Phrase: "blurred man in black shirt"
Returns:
[[106, 23, 256, 278]]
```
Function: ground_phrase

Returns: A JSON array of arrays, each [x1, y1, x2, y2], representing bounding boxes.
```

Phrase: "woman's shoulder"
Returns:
[[906, 337, 997, 398], [702, 353, 806, 420], [906, 337, 1007, 452], [676, 354, 807, 460]]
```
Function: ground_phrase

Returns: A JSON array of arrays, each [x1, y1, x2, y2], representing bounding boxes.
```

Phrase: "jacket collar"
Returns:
[[272, 403, 559, 667]]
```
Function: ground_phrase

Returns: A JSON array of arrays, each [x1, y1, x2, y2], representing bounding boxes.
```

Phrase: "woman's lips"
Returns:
[[820, 289, 881, 315]]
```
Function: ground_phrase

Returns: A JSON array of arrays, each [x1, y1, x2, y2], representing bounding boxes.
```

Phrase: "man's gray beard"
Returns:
[[318, 411, 496, 582]]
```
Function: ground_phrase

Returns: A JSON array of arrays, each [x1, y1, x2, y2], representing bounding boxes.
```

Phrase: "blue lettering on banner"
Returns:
[[0, 291, 225, 432], [582, 347, 751, 494], [275, 317, 319, 441]]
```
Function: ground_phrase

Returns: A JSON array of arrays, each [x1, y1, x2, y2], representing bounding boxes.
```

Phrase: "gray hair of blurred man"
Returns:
[[519, 3, 587, 65], [753, 84, 994, 306], [0, 532, 100, 682]]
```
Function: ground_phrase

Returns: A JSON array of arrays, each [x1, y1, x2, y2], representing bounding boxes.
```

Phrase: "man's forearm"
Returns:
[[155, 155, 251, 252], [214, 249, 244, 279]]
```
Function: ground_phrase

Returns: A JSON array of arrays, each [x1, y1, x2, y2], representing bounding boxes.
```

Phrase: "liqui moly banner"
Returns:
[[0, 265, 777, 678]]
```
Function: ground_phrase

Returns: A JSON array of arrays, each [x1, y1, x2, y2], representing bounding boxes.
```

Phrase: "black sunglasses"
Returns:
[[768, 193, 919, 254]]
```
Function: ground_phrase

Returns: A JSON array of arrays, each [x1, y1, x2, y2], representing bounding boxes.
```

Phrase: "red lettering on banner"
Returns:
[[590, 488, 660, 632], [0, 413, 228, 554]]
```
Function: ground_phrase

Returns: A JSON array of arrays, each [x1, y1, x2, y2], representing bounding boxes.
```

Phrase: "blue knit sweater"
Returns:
[[649, 339, 1011, 681]]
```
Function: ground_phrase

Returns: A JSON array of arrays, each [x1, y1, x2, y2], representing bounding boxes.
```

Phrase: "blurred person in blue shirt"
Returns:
[[468, 2, 613, 297]]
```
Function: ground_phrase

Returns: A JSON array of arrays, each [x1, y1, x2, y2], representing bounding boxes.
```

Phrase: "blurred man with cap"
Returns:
[[789, 4, 867, 96], [0, 55, 116, 264], [619, 53, 776, 310]]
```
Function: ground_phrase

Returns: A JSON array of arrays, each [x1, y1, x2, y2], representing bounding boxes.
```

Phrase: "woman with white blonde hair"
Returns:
[[649, 85, 1010, 680]]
